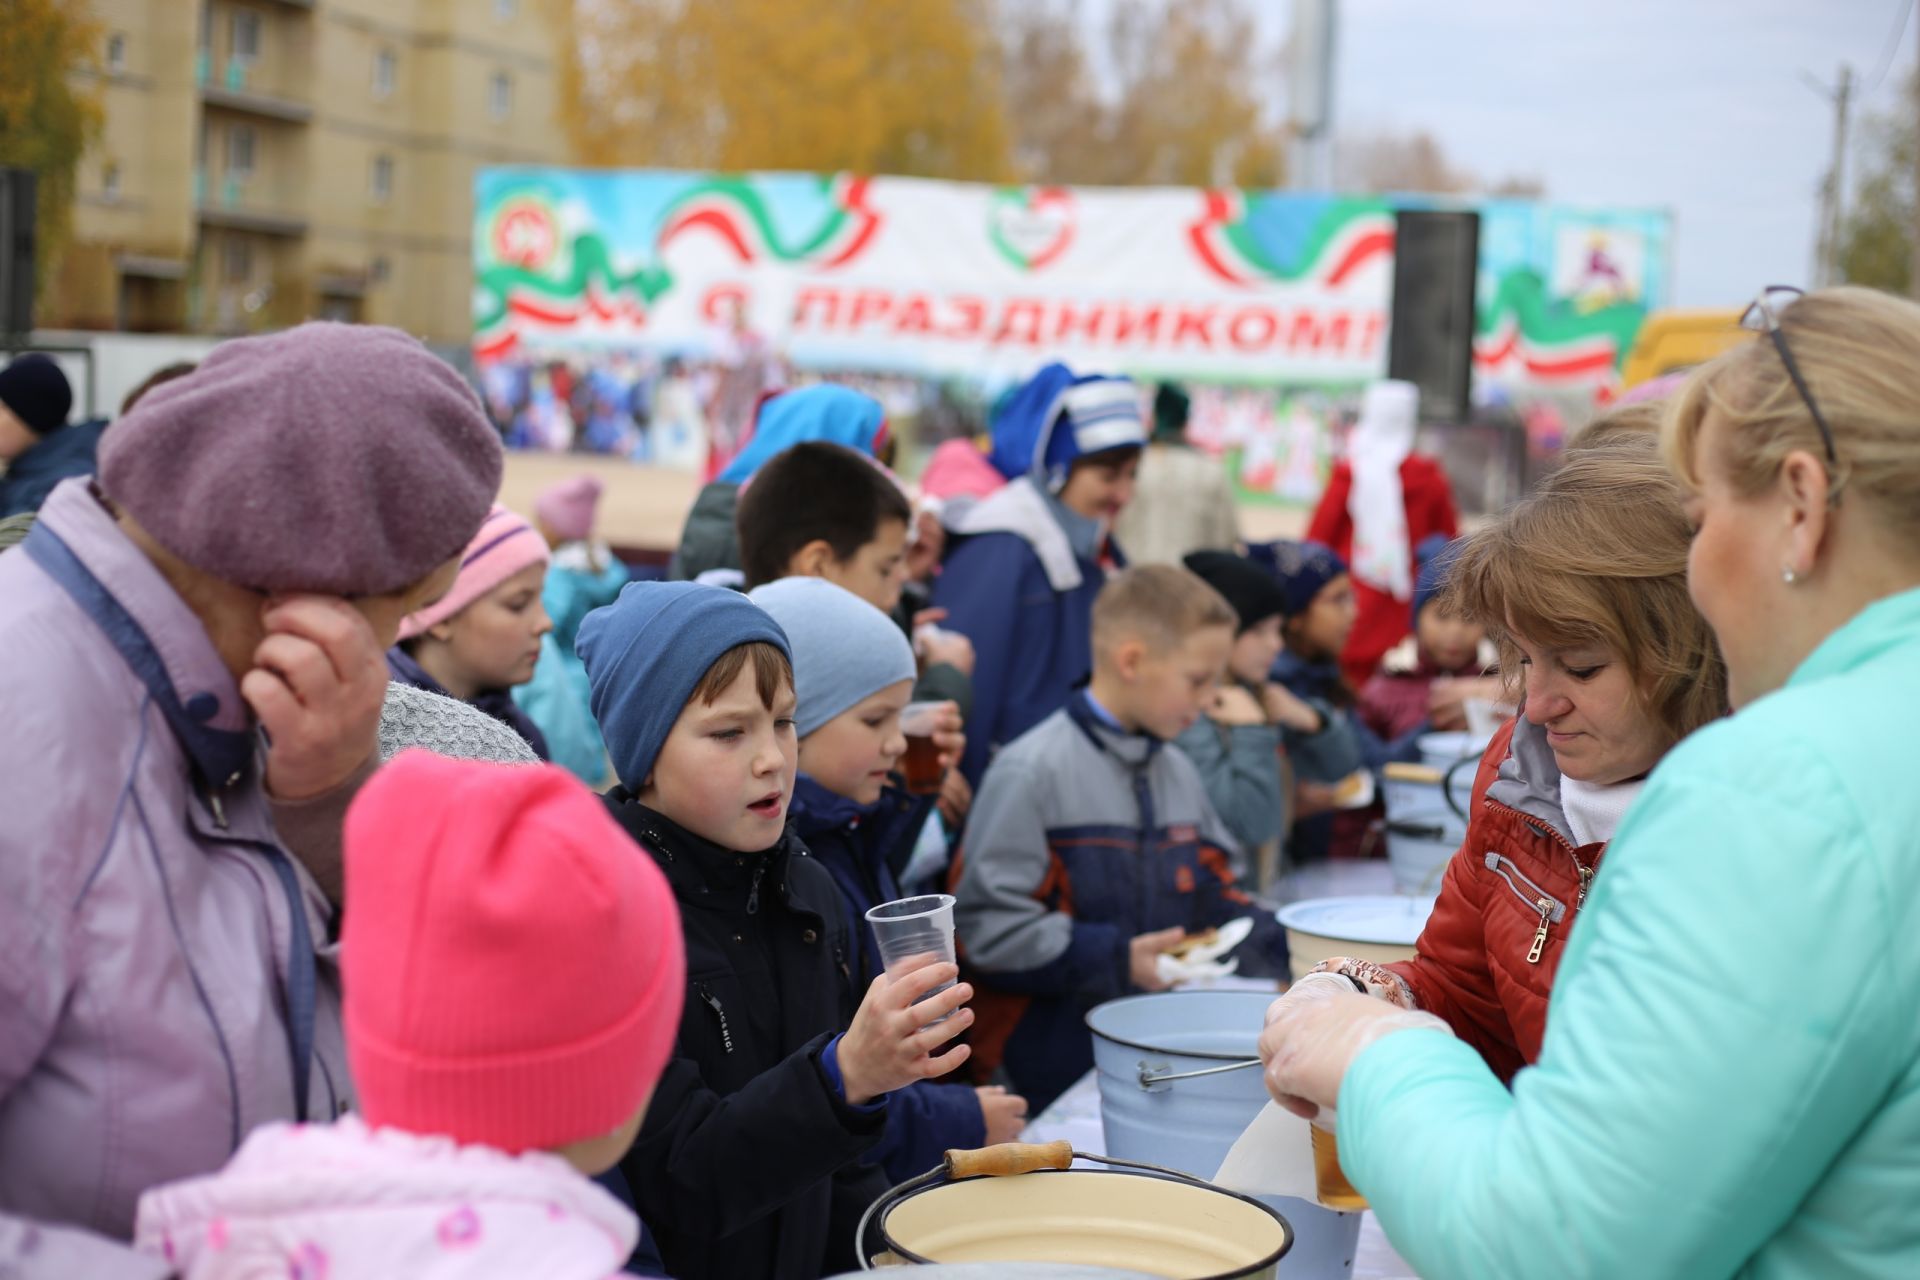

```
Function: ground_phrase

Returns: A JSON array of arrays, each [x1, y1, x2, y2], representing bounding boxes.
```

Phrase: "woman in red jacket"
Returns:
[[1312, 430, 1728, 1080], [1307, 380, 1460, 688]]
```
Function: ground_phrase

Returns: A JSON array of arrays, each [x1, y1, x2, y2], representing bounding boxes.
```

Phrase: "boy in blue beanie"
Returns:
[[748, 577, 1029, 1182], [934, 363, 1147, 787], [576, 582, 975, 1280]]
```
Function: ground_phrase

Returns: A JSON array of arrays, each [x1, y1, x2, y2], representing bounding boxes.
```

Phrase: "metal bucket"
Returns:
[[1086, 992, 1362, 1278], [861, 1143, 1290, 1279], [1380, 756, 1476, 895], [1275, 896, 1434, 983], [1415, 730, 1490, 770]]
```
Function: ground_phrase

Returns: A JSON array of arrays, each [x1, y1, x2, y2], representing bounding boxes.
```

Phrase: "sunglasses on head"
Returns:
[[1740, 285, 1841, 472]]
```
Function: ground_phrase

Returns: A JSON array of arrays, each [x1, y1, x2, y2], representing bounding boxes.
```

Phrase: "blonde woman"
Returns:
[[1260, 285, 1920, 1277], [1308, 428, 1727, 1082]]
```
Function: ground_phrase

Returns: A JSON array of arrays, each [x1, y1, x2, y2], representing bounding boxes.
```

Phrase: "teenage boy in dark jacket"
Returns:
[[578, 582, 974, 1280], [933, 363, 1147, 788]]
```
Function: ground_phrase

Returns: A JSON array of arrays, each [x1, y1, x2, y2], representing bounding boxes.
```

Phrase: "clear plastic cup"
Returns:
[[865, 893, 959, 1019]]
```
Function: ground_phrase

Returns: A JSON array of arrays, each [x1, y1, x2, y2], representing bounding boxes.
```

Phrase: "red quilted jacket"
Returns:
[[1383, 716, 1605, 1083]]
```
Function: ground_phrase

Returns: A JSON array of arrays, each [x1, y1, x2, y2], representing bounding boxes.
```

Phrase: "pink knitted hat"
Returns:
[[343, 752, 686, 1153], [535, 473, 604, 543], [398, 504, 550, 640]]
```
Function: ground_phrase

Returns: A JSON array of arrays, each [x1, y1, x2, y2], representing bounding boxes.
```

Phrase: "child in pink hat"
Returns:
[[135, 752, 685, 1278], [389, 504, 556, 759]]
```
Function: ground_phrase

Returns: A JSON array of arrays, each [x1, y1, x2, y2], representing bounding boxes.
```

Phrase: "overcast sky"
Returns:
[[1258, 0, 1919, 307]]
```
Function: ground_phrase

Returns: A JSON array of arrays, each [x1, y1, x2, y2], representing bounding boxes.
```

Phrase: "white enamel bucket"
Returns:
[[1086, 991, 1361, 1277]]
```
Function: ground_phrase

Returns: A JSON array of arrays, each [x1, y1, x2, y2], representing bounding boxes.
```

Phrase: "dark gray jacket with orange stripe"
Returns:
[[950, 693, 1290, 1111]]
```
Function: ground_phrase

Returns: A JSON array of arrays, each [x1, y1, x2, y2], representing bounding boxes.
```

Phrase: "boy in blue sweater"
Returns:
[[748, 576, 1028, 1182], [933, 363, 1147, 787]]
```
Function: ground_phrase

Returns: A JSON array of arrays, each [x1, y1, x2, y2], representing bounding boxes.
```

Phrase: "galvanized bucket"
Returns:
[[1085, 991, 1362, 1278]]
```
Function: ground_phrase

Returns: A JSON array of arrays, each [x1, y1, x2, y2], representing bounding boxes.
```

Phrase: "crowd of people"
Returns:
[[1, 283, 1916, 1279]]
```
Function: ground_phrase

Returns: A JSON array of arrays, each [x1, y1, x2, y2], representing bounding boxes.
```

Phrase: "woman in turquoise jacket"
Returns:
[[1259, 285, 1920, 1278]]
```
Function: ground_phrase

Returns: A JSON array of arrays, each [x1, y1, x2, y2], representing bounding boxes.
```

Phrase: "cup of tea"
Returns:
[[1308, 1121, 1367, 1211], [897, 701, 950, 796]]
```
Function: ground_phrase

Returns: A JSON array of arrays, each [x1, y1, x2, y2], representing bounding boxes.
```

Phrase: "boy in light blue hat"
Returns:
[[933, 362, 1147, 786], [748, 576, 1028, 1183]]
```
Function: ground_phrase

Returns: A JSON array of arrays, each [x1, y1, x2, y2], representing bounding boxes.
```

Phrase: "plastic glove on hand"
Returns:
[[1310, 955, 1419, 1010], [1259, 987, 1450, 1122]]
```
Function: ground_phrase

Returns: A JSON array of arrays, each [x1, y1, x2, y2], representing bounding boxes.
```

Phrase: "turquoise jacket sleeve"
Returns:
[[1338, 722, 1903, 1279]]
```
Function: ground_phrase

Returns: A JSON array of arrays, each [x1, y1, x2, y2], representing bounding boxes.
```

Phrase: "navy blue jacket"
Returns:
[[0, 420, 105, 518], [789, 775, 985, 1182], [932, 528, 1111, 789], [386, 646, 552, 762]]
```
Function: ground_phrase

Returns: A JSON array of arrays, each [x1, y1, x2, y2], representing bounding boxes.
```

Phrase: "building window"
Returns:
[[495, 0, 517, 19], [372, 48, 396, 100], [488, 71, 512, 120], [103, 163, 122, 201], [231, 10, 261, 64], [222, 237, 253, 284], [106, 33, 127, 72], [227, 124, 256, 179], [370, 154, 393, 203]]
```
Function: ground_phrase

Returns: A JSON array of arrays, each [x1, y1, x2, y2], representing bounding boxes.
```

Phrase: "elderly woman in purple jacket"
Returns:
[[0, 323, 502, 1273]]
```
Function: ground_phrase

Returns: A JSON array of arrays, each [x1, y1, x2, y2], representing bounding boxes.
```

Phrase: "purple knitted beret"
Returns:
[[99, 322, 503, 596]]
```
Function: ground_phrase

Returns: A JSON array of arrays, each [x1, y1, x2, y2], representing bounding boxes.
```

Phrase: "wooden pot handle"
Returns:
[[944, 1140, 1074, 1179]]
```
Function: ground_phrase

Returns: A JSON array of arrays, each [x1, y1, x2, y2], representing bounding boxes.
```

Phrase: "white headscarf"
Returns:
[[1347, 380, 1420, 599]]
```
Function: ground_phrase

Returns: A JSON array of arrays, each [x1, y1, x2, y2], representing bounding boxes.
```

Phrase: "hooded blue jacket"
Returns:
[[933, 366, 1143, 787]]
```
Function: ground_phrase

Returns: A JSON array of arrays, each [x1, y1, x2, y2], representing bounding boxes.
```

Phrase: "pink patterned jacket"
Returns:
[[134, 1116, 637, 1279]]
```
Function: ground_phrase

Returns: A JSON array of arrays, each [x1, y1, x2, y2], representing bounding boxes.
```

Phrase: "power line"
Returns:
[[1860, 0, 1915, 98]]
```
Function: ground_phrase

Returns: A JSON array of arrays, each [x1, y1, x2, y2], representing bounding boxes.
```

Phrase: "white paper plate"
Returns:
[[1330, 769, 1376, 809], [1274, 895, 1436, 947]]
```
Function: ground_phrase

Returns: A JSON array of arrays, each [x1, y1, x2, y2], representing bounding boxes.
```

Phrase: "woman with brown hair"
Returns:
[[1259, 285, 1920, 1277], [1302, 425, 1727, 1082]]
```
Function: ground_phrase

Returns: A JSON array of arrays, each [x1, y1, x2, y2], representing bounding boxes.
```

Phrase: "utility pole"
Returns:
[[1808, 65, 1853, 288]]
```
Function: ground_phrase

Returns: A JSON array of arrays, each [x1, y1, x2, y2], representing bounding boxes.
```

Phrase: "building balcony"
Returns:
[[195, 53, 311, 124], [194, 170, 308, 238]]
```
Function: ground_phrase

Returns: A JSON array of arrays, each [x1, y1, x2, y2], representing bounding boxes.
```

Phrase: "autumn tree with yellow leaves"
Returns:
[[560, 0, 1286, 189], [0, 0, 103, 302]]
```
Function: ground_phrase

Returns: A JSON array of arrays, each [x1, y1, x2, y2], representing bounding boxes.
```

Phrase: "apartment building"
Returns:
[[56, 0, 564, 344]]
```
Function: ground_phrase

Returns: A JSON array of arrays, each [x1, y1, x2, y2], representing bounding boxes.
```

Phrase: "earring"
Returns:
[[1782, 566, 1798, 585]]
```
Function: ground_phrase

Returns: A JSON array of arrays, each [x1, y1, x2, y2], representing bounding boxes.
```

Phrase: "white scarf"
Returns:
[[1559, 774, 1645, 848], [1348, 380, 1420, 599]]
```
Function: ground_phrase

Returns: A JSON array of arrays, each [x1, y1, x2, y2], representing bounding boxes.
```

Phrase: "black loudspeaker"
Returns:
[[1387, 209, 1480, 423], [0, 167, 38, 337]]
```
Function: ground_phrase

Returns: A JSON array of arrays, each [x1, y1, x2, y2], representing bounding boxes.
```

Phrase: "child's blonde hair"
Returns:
[[1663, 285, 1920, 556], [1092, 565, 1237, 658]]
